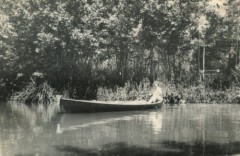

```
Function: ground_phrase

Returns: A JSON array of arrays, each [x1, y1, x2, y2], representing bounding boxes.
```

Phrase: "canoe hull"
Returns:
[[60, 98, 162, 113]]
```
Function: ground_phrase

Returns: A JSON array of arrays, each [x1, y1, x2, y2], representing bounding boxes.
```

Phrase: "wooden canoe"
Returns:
[[60, 98, 163, 113]]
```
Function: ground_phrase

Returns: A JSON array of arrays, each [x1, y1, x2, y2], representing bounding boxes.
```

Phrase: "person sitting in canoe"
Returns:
[[148, 81, 163, 103]]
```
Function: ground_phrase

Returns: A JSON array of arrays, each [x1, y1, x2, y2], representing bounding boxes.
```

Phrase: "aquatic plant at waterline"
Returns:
[[10, 80, 55, 105]]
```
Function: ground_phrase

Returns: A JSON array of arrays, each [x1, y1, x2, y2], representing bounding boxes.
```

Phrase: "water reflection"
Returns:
[[56, 110, 164, 150], [53, 141, 240, 156], [0, 102, 60, 156], [54, 142, 184, 156], [147, 111, 163, 134], [57, 110, 163, 134], [1, 103, 240, 155], [10, 101, 60, 126], [162, 104, 240, 144]]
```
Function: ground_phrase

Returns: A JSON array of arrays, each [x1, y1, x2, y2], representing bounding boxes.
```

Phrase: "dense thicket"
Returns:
[[0, 0, 240, 100]]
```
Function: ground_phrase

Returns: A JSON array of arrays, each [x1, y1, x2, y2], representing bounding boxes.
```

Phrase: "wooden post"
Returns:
[[203, 34, 206, 80]]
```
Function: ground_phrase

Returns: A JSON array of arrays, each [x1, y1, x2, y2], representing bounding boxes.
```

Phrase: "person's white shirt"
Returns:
[[153, 86, 162, 97], [149, 82, 163, 103]]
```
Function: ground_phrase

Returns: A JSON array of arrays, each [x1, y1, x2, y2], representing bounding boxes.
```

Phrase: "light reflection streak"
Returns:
[[57, 114, 148, 134], [147, 111, 163, 134]]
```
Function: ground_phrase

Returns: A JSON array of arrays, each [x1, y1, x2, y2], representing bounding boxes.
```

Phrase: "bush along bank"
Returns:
[[163, 84, 240, 104], [181, 86, 240, 104], [10, 79, 56, 105]]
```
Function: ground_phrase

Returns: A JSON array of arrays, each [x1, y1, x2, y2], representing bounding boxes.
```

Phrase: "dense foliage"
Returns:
[[1, 0, 240, 100]]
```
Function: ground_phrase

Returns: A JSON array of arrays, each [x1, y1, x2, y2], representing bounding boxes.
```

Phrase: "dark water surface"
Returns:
[[1, 103, 240, 156]]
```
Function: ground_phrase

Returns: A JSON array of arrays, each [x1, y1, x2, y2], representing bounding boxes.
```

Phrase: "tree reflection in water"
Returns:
[[9, 101, 60, 132]]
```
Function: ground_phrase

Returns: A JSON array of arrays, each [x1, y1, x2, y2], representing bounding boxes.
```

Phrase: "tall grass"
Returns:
[[10, 80, 55, 105], [97, 79, 152, 101]]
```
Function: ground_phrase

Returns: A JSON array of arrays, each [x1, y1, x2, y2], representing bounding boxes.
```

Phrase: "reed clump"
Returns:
[[97, 79, 151, 101], [10, 80, 55, 105]]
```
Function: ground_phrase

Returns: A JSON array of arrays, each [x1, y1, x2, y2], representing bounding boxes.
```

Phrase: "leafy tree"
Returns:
[[0, 0, 240, 100]]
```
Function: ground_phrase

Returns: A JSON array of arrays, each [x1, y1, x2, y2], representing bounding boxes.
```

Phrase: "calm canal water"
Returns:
[[1, 102, 240, 156]]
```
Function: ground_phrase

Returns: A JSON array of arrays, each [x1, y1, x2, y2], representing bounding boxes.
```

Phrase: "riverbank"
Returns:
[[8, 79, 240, 105]]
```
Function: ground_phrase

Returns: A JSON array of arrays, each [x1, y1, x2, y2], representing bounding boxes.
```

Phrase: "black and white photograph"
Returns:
[[1, 0, 240, 155]]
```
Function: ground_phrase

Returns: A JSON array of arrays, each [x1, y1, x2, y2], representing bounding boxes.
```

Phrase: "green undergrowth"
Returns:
[[182, 86, 240, 104], [164, 84, 240, 104]]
